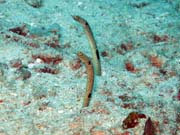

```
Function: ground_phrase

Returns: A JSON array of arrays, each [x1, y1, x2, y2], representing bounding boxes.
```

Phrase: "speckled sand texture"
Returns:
[[0, 0, 180, 135]]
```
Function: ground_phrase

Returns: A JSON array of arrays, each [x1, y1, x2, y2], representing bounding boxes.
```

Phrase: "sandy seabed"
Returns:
[[0, 0, 180, 135]]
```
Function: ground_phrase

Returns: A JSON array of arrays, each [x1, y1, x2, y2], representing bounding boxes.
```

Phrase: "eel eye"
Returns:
[[78, 52, 83, 56]]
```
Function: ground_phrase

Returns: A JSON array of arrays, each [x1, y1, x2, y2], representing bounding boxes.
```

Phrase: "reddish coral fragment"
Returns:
[[149, 56, 163, 68], [12, 36, 20, 42], [122, 112, 139, 129], [9, 25, 28, 36], [143, 117, 156, 135], [0, 99, 3, 103], [176, 90, 180, 101], [116, 42, 133, 55], [125, 62, 137, 73], [32, 54, 62, 65], [118, 94, 131, 101], [70, 59, 81, 70], [10, 59, 23, 69], [138, 113, 146, 119], [101, 50, 109, 57], [121, 42, 133, 51], [122, 112, 146, 129], [153, 34, 168, 43], [36, 67, 59, 74], [121, 103, 136, 109]]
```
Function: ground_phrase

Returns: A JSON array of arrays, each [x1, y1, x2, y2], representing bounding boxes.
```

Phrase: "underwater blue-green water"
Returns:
[[0, 0, 180, 135]]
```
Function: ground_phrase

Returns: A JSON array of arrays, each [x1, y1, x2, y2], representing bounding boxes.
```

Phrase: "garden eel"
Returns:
[[72, 15, 101, 76], [77, 51, 94, 107]]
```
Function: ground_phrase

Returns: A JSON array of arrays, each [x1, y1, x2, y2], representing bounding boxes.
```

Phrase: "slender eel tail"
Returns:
[[73, 15, 101, 76], [77, 52, 94, 107]]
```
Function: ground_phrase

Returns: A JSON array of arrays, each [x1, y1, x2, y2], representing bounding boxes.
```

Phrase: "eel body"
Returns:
[[73, 15, 101, 76], [77, 51, 94, 107]]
